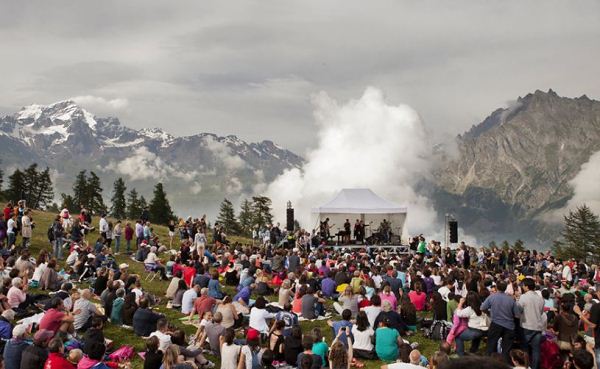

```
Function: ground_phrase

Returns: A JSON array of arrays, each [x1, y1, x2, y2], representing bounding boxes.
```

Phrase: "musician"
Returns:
[[380, 219, 391, 244], [343, 219, 351, 244], [353, 219, 361, 243]]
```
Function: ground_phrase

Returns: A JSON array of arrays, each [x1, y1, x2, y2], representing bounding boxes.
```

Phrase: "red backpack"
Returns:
[[540, 339, 562, 369]]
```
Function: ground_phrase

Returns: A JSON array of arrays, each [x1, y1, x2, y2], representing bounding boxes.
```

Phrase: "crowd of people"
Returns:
[[0, 203, 599, 369]]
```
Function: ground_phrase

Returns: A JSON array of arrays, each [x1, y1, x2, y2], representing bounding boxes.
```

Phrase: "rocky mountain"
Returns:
[[429, 89, 600, 245], [0, 100, 303, 216]]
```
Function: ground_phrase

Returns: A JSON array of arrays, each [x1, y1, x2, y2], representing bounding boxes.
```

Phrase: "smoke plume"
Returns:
[[266, 87, 437, 234]]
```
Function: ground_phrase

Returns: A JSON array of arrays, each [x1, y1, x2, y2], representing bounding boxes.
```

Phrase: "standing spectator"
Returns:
[[21, 209, 33, 248], [124, 222, 134, 254], [517, 278, 544, 369], [113, 221, 122, 254], [135, 220, 143, 247], [98, 213, 108, 242], [481, 281, 519, 362], [52, 215, 64, 260]]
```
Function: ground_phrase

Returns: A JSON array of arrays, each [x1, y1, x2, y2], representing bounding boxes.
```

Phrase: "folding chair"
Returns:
[[144, 263, 159, 282]]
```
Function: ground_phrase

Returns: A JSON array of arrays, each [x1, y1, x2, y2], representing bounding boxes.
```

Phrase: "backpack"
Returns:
[[540, 339, 562, 369], [424, 320, 452, 341], [108, 345, 135, 362], [47, 225, 55, 242]]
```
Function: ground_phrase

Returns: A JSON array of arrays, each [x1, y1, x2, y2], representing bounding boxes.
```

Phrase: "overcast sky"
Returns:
[[1, 0, 599, 153]]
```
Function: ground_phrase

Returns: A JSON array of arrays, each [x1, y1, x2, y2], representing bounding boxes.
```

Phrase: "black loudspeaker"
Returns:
[[286, 208, 294, 231], [449, 220, 458, 243]]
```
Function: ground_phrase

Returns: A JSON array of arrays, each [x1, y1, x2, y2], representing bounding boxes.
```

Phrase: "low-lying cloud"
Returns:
[[105, 146, 197, 182], [266, 87, 438, 234]]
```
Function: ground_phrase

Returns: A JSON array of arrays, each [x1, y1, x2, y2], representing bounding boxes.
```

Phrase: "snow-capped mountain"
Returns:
[[0, 100, 304, 216]]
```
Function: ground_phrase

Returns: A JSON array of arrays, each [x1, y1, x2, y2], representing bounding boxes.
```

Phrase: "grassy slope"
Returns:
[[26, 210, 438, 369]]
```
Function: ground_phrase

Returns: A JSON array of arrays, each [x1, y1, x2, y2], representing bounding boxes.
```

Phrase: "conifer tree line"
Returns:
[[61, 172, 176, 225], [0, 162, 176, 226], [218, 195, 274, 237], [553, 204, 600, 263], [1, 163, 55, 209]]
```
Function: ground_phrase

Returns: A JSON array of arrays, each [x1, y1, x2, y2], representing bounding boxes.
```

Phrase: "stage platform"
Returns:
[[322, 243, 411, 254]]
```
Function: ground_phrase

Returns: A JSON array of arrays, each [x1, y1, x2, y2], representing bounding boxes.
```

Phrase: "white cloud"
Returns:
[[203, 136, 245, 171], [105, 146, 197, 182], [544, 150, 600, 222], [190, 182, 202, 194], [266, 87, 438, 234], [71, 95, 129, 110], [226, 177, 243, 194]]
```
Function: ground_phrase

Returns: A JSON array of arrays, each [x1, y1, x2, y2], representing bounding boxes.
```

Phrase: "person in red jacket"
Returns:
[[124, 222, 134, 254], [3, 202, 12, 221], [44, 337, 75, 369]]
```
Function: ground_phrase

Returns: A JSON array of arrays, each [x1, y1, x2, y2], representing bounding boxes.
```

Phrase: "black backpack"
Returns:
[[47, 225, 55, 242], [424, 320, 452, 341]]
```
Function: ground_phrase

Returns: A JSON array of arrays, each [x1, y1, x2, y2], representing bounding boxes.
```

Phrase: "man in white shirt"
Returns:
[[99, 214, 109, 241], [517, 278, 545, 369], [181, 285, 200, 315], [7, 214, 16, 247], [150, 318, 172, 352]]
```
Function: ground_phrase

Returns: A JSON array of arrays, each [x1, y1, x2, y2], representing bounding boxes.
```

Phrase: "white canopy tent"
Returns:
[[311, 188, 408, 244]]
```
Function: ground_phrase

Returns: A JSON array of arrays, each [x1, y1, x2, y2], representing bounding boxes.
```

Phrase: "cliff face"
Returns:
[[432, 90, 600, 244]]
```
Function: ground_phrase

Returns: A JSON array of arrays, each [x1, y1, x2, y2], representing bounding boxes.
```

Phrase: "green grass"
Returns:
[[24, 210, 439, 369]]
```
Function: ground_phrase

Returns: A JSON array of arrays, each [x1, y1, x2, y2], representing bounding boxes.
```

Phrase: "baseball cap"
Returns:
[[87, 253, 96, 259], [119, 263, 129, 269]]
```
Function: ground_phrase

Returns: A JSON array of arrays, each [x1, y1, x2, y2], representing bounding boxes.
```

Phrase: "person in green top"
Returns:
[[110, 287, 125, 325], [311, 327, 328, 367], [375, 317, 403, 362], [417, 236, 427, 255], [446, 293, 459, 323]]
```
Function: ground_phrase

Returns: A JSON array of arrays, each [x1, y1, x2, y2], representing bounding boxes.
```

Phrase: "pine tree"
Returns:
[[149, 183, 175, 225], [218, 198, 240, 234], [5, 169, 26, 203], [251, 196, 273, 228], [0, 160, 3, 193], [33, 167, 54, 209], [87, 172, 107, 214], [238, 199, 253, 236], [60, 194, 76, 213], [72, 170, 88, 211], [514, 239, 526, 252], [22, 163, 40, 207], [552, 205, 600, 263], [110, 177, 127, 219], [139, 195, 148, 212], [126, 188, 142, 220]]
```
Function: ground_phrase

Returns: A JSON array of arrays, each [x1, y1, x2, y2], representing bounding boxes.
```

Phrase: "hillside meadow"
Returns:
[[23, 210, 438, 369]]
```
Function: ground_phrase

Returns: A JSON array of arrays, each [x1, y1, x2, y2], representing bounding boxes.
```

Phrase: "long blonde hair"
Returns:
[[163, 344, 180, 369]]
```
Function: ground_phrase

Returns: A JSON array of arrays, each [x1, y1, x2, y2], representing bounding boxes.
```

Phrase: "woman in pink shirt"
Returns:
[[7, 277, 28, 309], [378, 284, 398, 310], [408, 282, 427, 311]]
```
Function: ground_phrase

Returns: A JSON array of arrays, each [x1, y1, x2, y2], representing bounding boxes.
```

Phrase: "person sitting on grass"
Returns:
[[144, 336, 163, 369], [165, 270, 183, 300], [297, 335, 322, 369], [170, 329, 214, 368], [133, 298, 165, 337], [38, 297, 74, 337], [160, 344, 195, 369], [44, 337, 75, 369], [110, 287, 125, 325], [20, 329, 54, 369], [73, 289, 104, 332], [327, 309, 353, 349], [3, 324, 31, 369], [375, 317, 403, 362], [78, 341, 112, 369], [82, 317, 105, 356], [171, 280, 187, 310], [150, 318, 173, 353], [329, 327, 353, 369]]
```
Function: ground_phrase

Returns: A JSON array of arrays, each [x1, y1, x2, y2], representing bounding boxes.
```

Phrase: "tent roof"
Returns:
[[311, 188, 407, 214]]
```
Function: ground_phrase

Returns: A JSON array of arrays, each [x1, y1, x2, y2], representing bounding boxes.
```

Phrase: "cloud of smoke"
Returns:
[[265, 87, 438, 234]]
